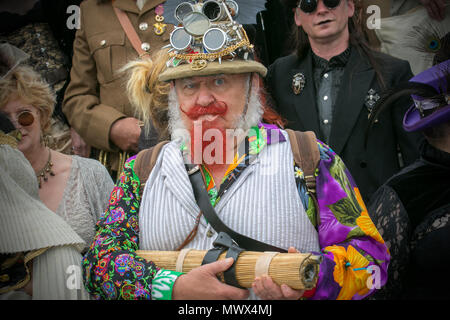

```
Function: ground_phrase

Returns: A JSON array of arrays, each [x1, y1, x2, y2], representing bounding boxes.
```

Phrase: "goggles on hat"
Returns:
[[159, 0, 268, 82], [297, 0, 341, 14]]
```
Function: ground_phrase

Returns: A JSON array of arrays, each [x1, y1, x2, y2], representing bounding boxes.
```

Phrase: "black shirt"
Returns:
[[311, 46, 351, 143]]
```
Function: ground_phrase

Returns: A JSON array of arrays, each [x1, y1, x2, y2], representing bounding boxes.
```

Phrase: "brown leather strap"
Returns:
[[286, 130, 320, 180], [286, 129, 321, 226], [112, 4, 150, 58], [134, 141, 169, 198]]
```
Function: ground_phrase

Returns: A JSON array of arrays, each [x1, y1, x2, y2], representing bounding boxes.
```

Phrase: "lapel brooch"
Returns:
[[365, 88, 380, 121], [292, 72, 306, 95]]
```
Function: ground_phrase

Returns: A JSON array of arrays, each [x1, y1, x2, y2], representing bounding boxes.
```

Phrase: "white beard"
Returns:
[[167, 84, 264, 148]]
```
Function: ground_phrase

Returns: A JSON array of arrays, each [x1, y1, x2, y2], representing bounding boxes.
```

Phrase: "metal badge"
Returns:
[[154, 15, 167, 36], [292, 73, 306, 95], [154, 4, 167, 36], [191, 59, 208, 70], [414, 99, 425, 117], [365, 88, 380, 111], [365, 88, 380, 121], [139, 22, 148, 31], [141, 42, 151, 51]]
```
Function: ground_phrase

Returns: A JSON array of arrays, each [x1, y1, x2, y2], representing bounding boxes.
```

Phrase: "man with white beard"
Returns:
[[82, 3, 388, 300]]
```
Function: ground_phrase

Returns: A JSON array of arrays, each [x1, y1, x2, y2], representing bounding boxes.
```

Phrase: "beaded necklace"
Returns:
[[36, 148, 55, 188]]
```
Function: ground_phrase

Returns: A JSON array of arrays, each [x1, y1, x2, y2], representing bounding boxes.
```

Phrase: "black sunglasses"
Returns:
[[297, 0, 341, 14]]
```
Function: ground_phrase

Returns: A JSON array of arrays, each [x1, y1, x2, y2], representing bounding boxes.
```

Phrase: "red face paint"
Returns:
[[180, 101, 228, 120], [183, 101, 232, 165]]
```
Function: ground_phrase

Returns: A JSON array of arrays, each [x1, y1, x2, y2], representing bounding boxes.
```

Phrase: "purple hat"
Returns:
[[403, 60, 450, 132]]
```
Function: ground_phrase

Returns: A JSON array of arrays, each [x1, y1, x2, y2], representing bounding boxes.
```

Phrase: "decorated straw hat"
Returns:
[[158, 0, 267, 81], [403, 60, 450, 132]]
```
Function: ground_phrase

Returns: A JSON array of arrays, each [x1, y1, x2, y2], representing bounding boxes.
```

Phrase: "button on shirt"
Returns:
[[312, 47, 351, 143]]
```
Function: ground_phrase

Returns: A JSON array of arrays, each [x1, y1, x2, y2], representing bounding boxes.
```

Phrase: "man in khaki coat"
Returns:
[[63, 0, 173, 176]]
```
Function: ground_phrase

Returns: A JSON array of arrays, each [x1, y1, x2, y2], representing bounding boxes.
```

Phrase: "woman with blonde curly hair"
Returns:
[[0, 45, 114, 255]]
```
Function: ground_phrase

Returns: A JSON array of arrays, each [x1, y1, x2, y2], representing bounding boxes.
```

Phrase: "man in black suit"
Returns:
[[265, 0, 422, 202]]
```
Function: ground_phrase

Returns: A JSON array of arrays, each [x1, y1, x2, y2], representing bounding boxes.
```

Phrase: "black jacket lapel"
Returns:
[[291, 51, 322, 140], [329, 48, 375, 154]]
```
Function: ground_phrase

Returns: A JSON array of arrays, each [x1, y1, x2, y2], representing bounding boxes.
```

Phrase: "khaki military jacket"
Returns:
[[63, 0, 172, 165]]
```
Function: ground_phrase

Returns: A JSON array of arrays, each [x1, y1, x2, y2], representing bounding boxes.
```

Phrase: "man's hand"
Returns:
[[252, 247, 305, 300], [109, 117, 141, 153], [172, 258, 250, 300], [70, 128, 91, 157], [419, 0, 446, 21]]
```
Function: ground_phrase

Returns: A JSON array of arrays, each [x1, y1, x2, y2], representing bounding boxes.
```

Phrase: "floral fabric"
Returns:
[[82, 123, 389, 300], [312, 142, 389, 299], [82, 158, 182, 300]]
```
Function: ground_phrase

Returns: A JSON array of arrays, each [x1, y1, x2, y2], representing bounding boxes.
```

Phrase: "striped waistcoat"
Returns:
[[139, 131, 320, 254]]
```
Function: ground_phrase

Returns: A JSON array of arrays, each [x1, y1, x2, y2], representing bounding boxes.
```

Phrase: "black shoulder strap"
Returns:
[[185, 163, 287, 253]]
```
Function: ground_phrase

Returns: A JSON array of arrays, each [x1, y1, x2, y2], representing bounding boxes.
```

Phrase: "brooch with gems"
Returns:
[[365, 88, 380, 122], [292, 73, 306, 95]]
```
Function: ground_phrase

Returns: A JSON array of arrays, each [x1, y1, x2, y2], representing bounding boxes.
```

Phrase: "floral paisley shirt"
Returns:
[[82, 123, 390, 300]]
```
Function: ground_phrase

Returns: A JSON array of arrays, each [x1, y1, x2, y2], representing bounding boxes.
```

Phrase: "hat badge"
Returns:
[[191, 59, 208, 71], [292, 73, 306, 95]]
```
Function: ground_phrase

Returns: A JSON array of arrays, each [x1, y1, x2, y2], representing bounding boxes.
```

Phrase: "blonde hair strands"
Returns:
[[121, 50, 171, 140]]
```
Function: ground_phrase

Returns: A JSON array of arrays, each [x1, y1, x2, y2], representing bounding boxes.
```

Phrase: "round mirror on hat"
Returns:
[[202, 0, 224, 21], [225, 0, 239, 17], [170, 27, 193, 51], [203, 28, 227, 52], [175, 2, 194, 23], [183, 12, 211, 36]]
